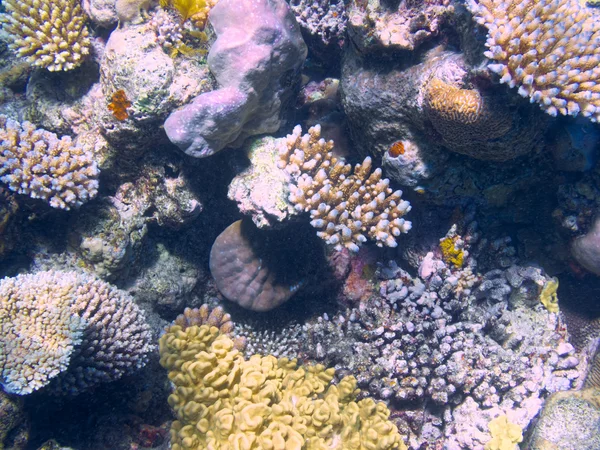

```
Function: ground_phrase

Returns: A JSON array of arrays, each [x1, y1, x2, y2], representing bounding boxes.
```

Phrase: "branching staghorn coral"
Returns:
[[0, 116, 99, 210], [0, 271, 154, 395], [159, 324, 406, 450], [278, 125, 412, 252], [467, 0, 600, 121], [0, 0, 91, 71]]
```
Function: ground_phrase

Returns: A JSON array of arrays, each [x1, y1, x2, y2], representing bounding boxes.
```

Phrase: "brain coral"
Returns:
[[278, 125, 412, 252], [468, 0, 600, 121], [0, 0, 91, 71], [159, 323, 406, 450], [0, 271, 154, 395], [209, 219, 313, 312], [0, 116, 99, 210]]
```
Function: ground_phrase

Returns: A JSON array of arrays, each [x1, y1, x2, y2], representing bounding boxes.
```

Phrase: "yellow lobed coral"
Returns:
[[0, 116, 99, 210], [485, 415, 523, 450], [539, 277, 559, 313], [468, 0, 600, 121], [0, 0, 90, 71], [278, 125, 412, 252], [159, 324, 406, 450]]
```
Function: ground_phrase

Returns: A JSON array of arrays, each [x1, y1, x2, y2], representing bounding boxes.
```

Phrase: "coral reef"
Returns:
[[209, 220, 309, 311], [468, 0, 600, 121], [278, 125, 412, 251], [0, 271, 154, 395], [228, 136, 299, 228], [290, 0, 347, 47], [163, 0, 217, 26], [0, 116, 99, 210], [346, 0, 454, 53], [159, 323, 406, 450], [164, 0, 307, 157], [0, 0, 91, 71]]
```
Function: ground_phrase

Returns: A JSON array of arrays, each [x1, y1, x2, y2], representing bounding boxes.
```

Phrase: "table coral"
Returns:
[[0, 0, 91, 71], [468, 0, 600, 121], [159, 323, 406, 450], [278, 125, 412, 252], [0, 271, 154, 395], [0, 116, 99, 210]]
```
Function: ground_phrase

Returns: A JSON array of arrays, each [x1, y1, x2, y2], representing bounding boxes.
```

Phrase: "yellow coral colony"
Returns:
[[159, 324, 407, 450], [0, 0, 91, 71], [278, 125, 412, 252], [485, 415, 523, 450], [468, 0, 600, 121], [539, 277, 560, 313]]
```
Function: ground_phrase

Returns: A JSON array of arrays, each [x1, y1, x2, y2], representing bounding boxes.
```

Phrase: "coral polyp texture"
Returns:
[[0, 0, 91, 71], [0, 271, 154, 395], [0, 116, 99, 210], [467, 0, 600, 121], [278, 125, 412, 252], [159, 324, 406, 450]]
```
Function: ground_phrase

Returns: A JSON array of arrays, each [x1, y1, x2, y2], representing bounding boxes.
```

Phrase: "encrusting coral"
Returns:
[[278, 125, 412, 252], [209, 220, 310, 312], [467, 0, 600, 121], [0, 0, 91, 71], [423, 77, 530, 161], [0, 271, 154, 395], [485, 415, 523, 450], [0, 116, 99, 210], [159, 323, 406, 450]]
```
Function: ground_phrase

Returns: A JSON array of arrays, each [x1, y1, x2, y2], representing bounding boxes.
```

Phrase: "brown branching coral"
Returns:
[[468, 0, 600, 121], [0, 116, 100, 210], [107, 90, 131, 121], [0, 0, 91, 71], [278, 125, 412, 252], [173, 305, 234, 334]]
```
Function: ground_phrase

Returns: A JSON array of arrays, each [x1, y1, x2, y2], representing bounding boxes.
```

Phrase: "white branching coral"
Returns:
[[0, 0, 91, 71], [468, 0, 600, 121], [0, 271, 154, 395], [0, 116, 99, 210], [278, 125, 412, 252]]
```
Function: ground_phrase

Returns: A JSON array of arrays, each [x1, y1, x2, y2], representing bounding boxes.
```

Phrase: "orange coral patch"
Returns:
[[108, 89, 132, 121], [388, 141, 405, 157]]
